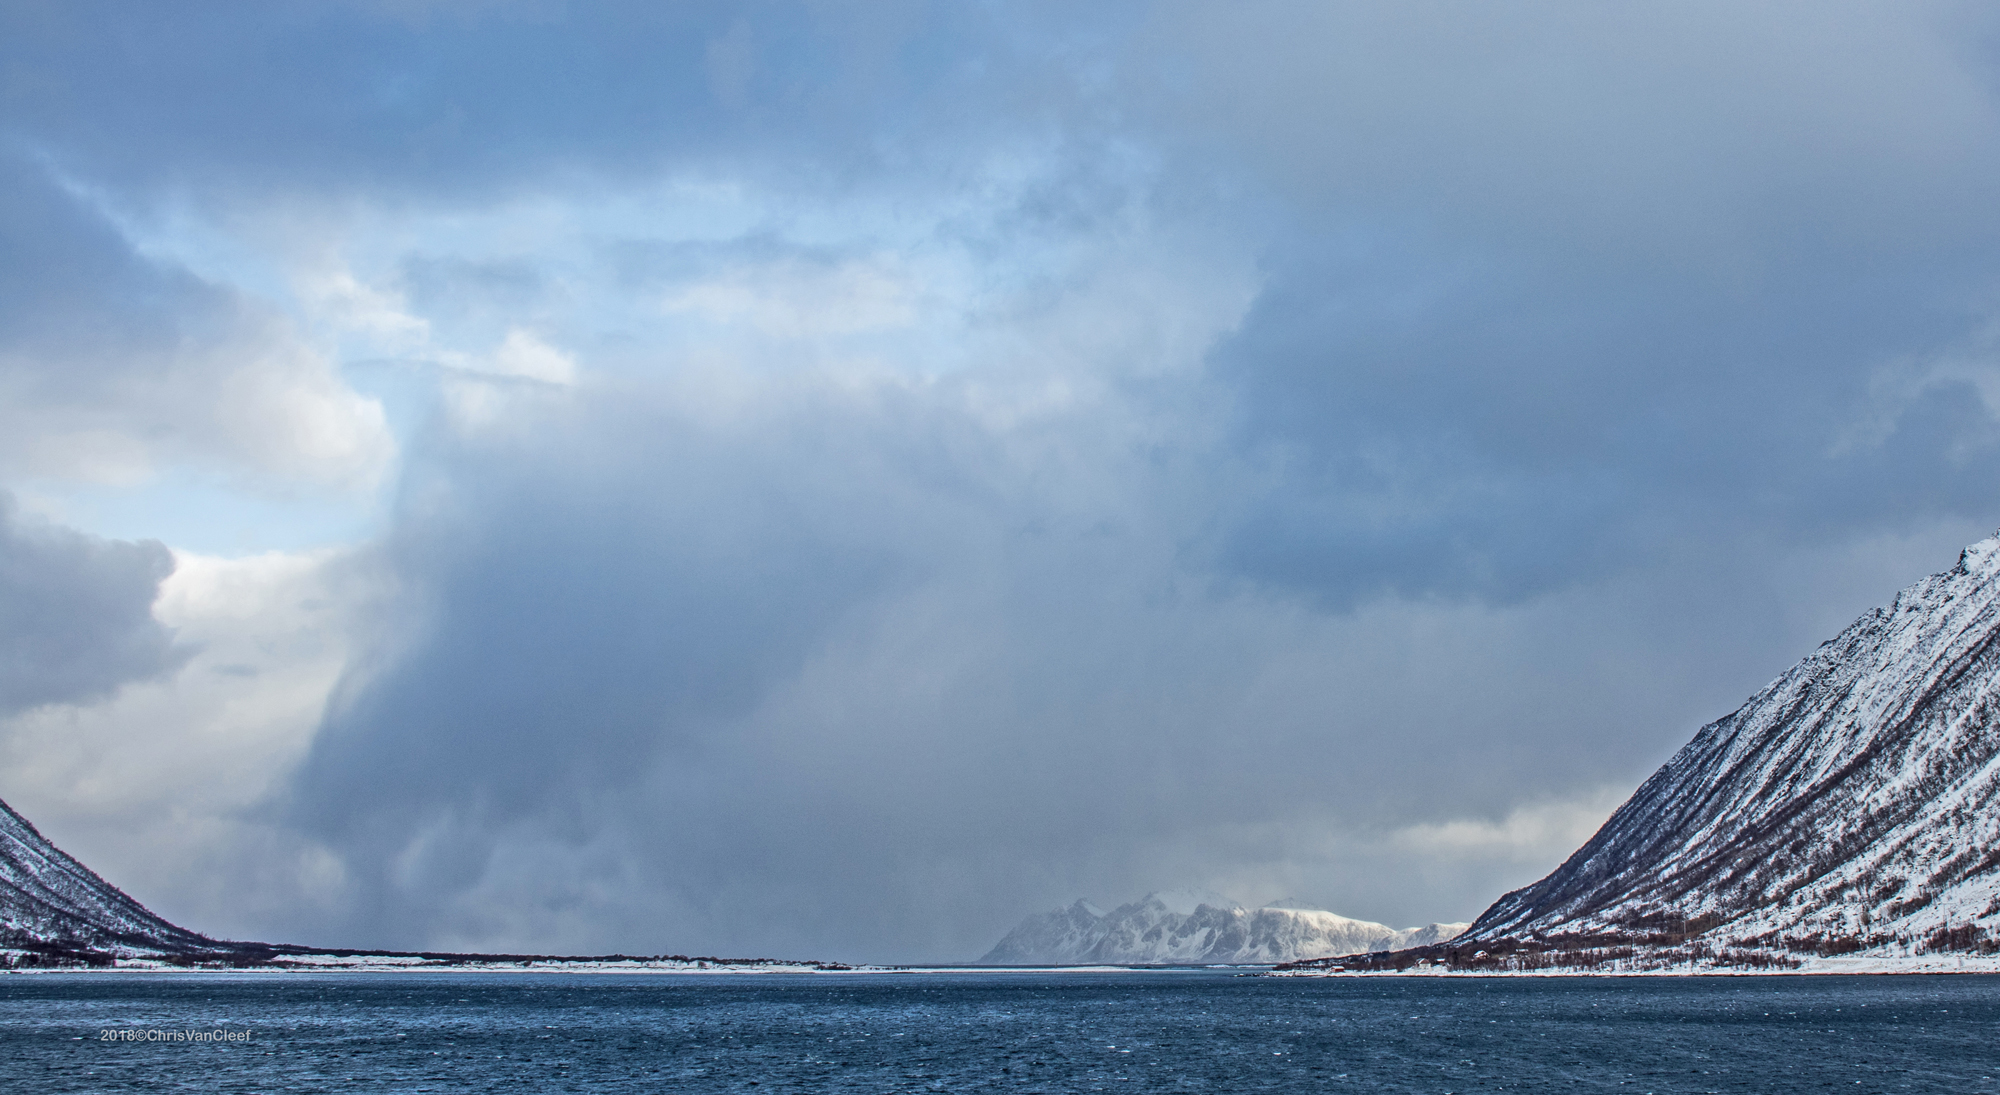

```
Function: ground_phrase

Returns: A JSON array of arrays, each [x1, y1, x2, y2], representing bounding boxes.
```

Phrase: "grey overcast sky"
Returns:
[[5, 1, 2000, 962]]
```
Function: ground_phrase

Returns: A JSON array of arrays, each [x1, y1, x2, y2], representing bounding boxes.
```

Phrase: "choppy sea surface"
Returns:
[[2, 969, 1996, 1093]]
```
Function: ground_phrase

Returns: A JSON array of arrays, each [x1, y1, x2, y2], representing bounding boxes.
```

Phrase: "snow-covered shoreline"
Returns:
[[1267, 953, 2000, 977], [21, 958, 1270, 975], [6, 956, 872, 975]]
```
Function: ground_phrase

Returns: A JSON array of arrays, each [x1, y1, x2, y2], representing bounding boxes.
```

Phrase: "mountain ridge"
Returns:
[[0, 797, 222, 960], [1295, 531, 2000, 973], [979, 891, 1467, 965]]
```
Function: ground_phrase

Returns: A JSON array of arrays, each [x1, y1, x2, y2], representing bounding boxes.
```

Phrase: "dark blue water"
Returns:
[[1, 970, 1996, 1092]]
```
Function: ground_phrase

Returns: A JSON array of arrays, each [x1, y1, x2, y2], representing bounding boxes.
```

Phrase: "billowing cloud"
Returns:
[[0, 155, 392, 489], [0, 543, 371, 939], [0, 495, 180, 717]]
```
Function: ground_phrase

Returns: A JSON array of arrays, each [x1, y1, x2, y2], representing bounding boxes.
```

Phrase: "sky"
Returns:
[[4, 1, 2000, 964]]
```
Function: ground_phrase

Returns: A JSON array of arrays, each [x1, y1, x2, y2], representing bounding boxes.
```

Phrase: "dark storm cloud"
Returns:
[[0, 495, 181, 717], [282, 375, 1280, 956], [0, 153, 226, 474], [1211, 237, 2000, 609], [0, 154, 206, 359], [1127, 1, 2000, 604], [0, 0, 1044, 203], [296, 386, 910, 840]]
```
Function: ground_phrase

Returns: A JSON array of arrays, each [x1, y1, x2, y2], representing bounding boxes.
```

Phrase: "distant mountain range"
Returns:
[[1306, 532, 2000, 973], [978, 889, 1467, 965]]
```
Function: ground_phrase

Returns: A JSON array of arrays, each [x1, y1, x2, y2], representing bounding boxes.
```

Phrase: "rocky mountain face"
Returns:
[[1324, 533, 2000, 972], [0, 796, 224, 963], [979, 890, 1467, 964]]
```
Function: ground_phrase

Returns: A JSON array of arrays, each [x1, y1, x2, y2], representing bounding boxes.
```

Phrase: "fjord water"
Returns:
[[3, 971, 1996, 1093]]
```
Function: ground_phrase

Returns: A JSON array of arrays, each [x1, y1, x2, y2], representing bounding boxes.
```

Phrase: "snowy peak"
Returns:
[[1134, 888, 1241, 917], [1961, 532, 2000, 576], [978, 892, 1467, 964], [1450, 530, 2000, 961]]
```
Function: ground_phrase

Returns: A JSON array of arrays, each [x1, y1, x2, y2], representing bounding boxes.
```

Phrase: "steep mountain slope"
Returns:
[[0, 797, 218, 959], [1429, 532, 2000, 965], [979, 890, 1467, 964]]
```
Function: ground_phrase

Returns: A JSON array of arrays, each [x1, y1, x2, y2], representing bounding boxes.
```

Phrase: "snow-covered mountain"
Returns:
[[0, 796, 219, 960], [978, 889, 1467, 964], [1420, 531, 2000, 966]]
